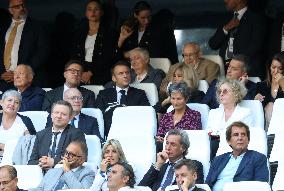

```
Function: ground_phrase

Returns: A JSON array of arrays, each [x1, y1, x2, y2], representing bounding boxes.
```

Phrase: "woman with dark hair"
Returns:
[[71, 0, 119, 85], [254, 52, 284, 129], [118, 1, 178, 64]]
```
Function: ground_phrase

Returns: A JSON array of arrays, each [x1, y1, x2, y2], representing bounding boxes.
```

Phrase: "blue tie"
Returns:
[[119, 90, 127, 105], [161, 163, 175, 190], [70, 117, 76, 127]]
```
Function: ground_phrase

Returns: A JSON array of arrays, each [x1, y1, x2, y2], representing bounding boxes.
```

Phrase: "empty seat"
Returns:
[[81, 108, 104, 139], [239, 100, 264, 129], [18, 111, 49, 132], [223, 181, 271, 191], [14, 165, 43, 190], [202, 55, 225, 79], [85, 135, 102, 168], [81, 85, 104, 99], [198, 80, 209, 93], [167, 103, 210, 130], [130, 83, 159, 106], [150, 58, 171, 74]]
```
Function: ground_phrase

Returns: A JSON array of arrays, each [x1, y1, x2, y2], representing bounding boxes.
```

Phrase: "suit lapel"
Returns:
[[109, 88, 118, 103], [214, 154, 231, 179], [43, 129, 53, 155], [56, 125, 69, 157], [234, 151, 249, 177]]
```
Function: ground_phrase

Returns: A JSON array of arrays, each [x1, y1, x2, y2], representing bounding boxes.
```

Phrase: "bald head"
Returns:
[[182, 42, 201, 66]]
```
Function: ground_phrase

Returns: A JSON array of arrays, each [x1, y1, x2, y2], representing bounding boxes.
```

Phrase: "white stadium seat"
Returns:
[[165, 184, 211, 191], [18, 111, 49, 132], [150, 58, 171, 73], [1, 139, 19, 165], [85, 135, 102, 168], [239, 100, 264, 129], [14, 165, 43, 190], [267, 98, 284, 135], [272, 156, 284, 191], [81, 85, 104, 99], [130, 83, 159, 106], [223, 181, 271, 191]]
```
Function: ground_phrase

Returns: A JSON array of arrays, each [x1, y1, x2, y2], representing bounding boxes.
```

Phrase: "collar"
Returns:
[[63, 84, 70, 93], [116, 86, 129, 94], [71, 166, 81, 172], [12, 17, 26, 24], [188, 185, 196, 191], [74, 114, 79, 120], [236, 6, 247, 20], [168, 156, 184, 165], [230, 151, 246, 159], [52, 127, 64, 133]]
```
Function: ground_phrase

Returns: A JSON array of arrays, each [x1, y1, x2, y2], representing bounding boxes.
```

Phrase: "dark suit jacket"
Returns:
[[42, 85, 96, 112], [15, 85, 45, 112], [95, 87, 150, 136], [205, 150, 269, 188], [0, 17, 49, 87], [28, 124, 86, 166], [45, 113, 103, 142], [139, 160, 204, 191], [0, 113, 36, 135], [208, 10, 267, 77], [202, 79, 256, 109], [71, 20, 119, 85]]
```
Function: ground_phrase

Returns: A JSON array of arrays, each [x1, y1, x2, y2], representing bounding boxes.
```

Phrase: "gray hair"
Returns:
[[130, 47, 150, 63], [166, 129, 190, 156], [216, 79, 247, 104], [168, 81, 191, 100], [2, 89, 22, 104], [17, 64, 35, 77]]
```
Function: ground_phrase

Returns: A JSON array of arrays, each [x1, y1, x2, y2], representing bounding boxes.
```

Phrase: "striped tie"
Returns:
[[4, 21, 23, 70]]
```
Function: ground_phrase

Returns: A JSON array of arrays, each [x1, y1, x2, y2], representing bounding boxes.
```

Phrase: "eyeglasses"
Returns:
[[64, 151, 82, 158], [0, 178, 15, 186], [218, 88, 231, 95], [9, 3, 25, 9], [65, 68, 82, 75], [182, 52, 198, 58], [67, 96, 83, 101]]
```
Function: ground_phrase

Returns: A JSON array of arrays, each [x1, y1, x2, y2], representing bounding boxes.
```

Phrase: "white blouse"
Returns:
[[85, 34, 97, 62], [0, 115, 28, 144]]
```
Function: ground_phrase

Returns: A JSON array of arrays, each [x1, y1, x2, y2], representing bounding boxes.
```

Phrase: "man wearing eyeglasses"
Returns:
[[0, 165, 23, 191], [28, 100, 86, 171], [0, 0, 49, 91], [30, 141, 95, 191], [42, 60, 96, 112]]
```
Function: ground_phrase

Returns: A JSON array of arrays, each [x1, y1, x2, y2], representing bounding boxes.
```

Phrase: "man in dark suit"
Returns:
[[46, 88, 102, 141], [28, 100, 86, 170], [42, 60, 96, 112], [0, 0, 49, 89], [202, 55, 256, 109], [208, 0, 266, 78], [95, 60, 150, 137], [205, 121, 269, 190], [172, 159, 205, 191], [139, 129, 204, 191], [13, 64, 45, 111], [0, 165, 24, 191]]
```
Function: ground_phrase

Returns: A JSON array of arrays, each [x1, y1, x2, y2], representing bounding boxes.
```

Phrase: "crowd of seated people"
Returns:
[[1, 0, 284, 190]]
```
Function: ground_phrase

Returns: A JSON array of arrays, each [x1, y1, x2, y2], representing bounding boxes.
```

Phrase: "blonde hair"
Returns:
[[102, 139, 127, 162]]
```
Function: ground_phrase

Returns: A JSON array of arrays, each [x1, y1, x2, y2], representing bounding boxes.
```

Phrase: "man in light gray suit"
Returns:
[[30, 141, 95, 191]]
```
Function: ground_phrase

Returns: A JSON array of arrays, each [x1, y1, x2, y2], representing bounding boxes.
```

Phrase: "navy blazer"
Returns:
[[0, 113, 36, 135], [139, 159, 204, 191], [45, 113, 103, 142], [42, 86, 96, 112], [16, 85, 45, 112], [202, 79, 256, 109], [205, 150, 269, 188], [208, 10, 267, 77], [0, 17, 49, 87], [95, 87, 150, 137], [28, 124, 86, 166]]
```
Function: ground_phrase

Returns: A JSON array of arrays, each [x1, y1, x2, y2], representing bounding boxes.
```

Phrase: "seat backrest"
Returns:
[[81, 108, 104, 139], [85, 135, 102, 167], [108, 106, 157, 139], [272, 155, 284, 191], [18, 111, 49, 132], [198, 80, 209, 93], [1, 139, 19, 165], [239, 100, 264, 129], [167, 103, 210, 130], [248, 77, 261, 83], [185, 130, 211, 179], [223, 181, 271, 191], [129, 83, 158, 106], [14, 165, 43, 190], [202, 55, 225, 79], [268, 98, 284, 135], [81, 85, 104, 99], [150, 58, 171, 73], [269, 128, 284, 162], [217, 127, 268, 156]]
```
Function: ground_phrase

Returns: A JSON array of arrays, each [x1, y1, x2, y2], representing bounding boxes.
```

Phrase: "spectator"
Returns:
[[0, 165, 23, 191], [206, 121, 269, 190]]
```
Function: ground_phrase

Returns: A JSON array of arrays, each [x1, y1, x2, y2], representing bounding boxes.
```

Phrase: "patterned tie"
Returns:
[[119, 89, 127, 105], [50, 132, 60, 158], [4, 21, 23, 70], [226, 12, 239, 59], [160, 163, 175, 190], [70, 117, 76, 127]]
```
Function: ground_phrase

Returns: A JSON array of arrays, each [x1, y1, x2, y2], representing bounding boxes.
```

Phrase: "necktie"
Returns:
[[50, 132, 60, 158], [160, 163, 175, 190], [226, 12, 239, 59], [281, 22, 284, 52], [119, 89, 127, 105], [70, 117, 76, 127], [4, 21, 23, 70]]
